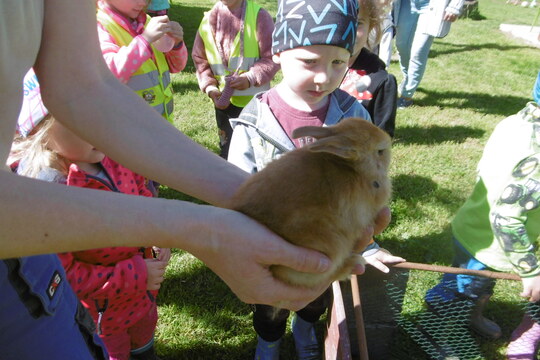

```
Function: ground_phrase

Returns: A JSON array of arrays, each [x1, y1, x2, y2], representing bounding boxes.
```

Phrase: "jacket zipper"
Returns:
[[85, 166, 119, 192], [256, 129, 291, 153], [94, 299, 109, 335]]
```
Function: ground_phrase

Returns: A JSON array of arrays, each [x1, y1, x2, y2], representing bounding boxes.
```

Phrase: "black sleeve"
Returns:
[[351, 48, 397, 137], [362, 70, 397, 137]]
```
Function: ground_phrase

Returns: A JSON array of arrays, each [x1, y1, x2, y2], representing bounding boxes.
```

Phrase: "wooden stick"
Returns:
[[350, 275, 369, 360], [391, 261, 521, 281]]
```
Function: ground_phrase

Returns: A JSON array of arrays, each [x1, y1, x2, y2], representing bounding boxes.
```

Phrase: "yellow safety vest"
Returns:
[[198, 0, 270, 108], [97, 9, 174, 123]]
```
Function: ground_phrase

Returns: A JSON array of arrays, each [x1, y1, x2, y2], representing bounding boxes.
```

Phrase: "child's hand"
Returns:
[[229, 75, 250, 91], [520, 274, 540, 302], [152, 246, 171, 262], [443, 11, 458, 22], [364, 249, 405, 273], [145, 258, 167, 291], [142, 15, 171, 44], [168, 21, 184, 45]]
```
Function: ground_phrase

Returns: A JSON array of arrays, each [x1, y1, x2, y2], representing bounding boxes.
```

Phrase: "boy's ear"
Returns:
[[272, 54, 281, 65]]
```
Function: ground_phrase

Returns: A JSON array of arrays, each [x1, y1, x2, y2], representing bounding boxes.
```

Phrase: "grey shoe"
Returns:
[[397, 97, 413, 109]]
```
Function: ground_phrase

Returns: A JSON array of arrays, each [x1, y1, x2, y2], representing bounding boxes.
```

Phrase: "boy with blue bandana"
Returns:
[[228, 1, 402, 358]]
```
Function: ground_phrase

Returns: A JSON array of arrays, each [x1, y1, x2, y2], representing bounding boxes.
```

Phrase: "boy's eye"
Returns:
[[332, 60, 346, 65], [302, 59, 316, 64]]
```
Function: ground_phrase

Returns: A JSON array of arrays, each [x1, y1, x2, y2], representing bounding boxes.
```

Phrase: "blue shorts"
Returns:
[[0, 255, 108, 360]]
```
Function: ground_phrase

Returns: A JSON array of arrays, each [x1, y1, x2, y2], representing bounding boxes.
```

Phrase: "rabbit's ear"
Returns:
[[292, 125, 334, 140], [307, 136, 359, 160]]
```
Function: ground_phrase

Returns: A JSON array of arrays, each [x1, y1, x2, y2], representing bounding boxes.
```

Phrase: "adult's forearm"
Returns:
[[35, 0, 247, 207], [0, 170, 219, 258]]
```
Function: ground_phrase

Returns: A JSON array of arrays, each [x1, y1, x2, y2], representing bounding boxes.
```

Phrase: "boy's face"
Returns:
[[273, 45, 350, 110]]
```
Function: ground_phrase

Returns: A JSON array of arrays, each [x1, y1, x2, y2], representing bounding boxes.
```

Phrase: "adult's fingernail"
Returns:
[[319, 257, 331, 272]]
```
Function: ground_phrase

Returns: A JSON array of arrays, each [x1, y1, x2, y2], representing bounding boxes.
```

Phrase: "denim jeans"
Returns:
[[395, 0, 435, 99]]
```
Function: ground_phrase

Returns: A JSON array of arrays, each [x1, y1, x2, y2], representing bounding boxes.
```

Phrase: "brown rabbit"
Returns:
[[230, 117, 392, 289]]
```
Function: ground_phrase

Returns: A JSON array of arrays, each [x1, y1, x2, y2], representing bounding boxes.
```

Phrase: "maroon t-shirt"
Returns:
[[261, 88, 330, 148]]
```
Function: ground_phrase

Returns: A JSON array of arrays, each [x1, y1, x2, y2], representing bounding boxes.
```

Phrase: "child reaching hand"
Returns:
[[192, 0, 279, 158], [11, 69, 171, 360], [96, 0, 188, 124], [227, 1, 403, 359]]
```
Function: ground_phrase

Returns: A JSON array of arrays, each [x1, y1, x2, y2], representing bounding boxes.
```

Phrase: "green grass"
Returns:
[[155, 0, 540, 358]]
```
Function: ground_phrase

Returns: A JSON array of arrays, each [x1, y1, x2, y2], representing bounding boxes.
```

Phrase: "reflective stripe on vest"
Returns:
[[97, 9, 174, 122], [198, 0, 270, 107]]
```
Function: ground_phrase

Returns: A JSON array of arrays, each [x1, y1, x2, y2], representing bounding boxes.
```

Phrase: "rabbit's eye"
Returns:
[[378, 150, 384, 156], [373, 181, 380, 188]]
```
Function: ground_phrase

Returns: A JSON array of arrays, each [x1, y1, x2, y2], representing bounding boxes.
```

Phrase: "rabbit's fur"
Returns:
[[230, 117, 392, 288]]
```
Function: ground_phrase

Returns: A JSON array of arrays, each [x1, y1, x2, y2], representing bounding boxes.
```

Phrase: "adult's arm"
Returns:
[[0, 0, 333, 311]]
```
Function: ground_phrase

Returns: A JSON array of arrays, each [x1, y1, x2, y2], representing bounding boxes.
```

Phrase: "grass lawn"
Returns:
[[154, 0, 540, 358]]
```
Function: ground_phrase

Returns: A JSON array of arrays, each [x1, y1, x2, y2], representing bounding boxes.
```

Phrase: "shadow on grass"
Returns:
[[171, 78, 200, 95], [429, 41, 532, 58], [156, 261, 303, 359], [158, 340, 256, 360], [412, 88, 527, 117], [394, 124, 485, 145], [391, 173, 464, 211]]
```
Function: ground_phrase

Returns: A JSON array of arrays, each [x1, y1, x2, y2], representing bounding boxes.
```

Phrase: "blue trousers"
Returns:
[[395, 0, 435, 99]]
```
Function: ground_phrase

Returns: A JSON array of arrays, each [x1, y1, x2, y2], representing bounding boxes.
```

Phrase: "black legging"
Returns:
[[253, 287, 332, 342], [215, 104, 243, 159]]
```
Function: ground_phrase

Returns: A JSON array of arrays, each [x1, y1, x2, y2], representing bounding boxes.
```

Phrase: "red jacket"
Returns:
[[57, 157, 156, 336]]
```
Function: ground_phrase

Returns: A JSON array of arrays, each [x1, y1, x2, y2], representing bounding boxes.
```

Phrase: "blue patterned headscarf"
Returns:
[[533, 71, 540, 105], [272, 0, 359, 55]]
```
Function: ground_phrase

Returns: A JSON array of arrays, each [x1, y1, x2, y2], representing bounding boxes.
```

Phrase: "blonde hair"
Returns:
[[8, 115, 70, 178], [361, 0, 393, 49]]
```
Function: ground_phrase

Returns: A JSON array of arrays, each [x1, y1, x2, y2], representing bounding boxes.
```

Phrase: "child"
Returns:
[[96, 0, 187, 124], [146, 0, 170, 17], [340, 0, 398, 137], [11, 69, 171, 360], [227, 1, 403, 359], [192, 0, 279, 158], [425, 71, 540, 360]]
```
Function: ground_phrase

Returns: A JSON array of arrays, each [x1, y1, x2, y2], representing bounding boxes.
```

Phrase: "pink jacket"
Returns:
[[97, 0, 187, 84], [57, 157, 156, 336]]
